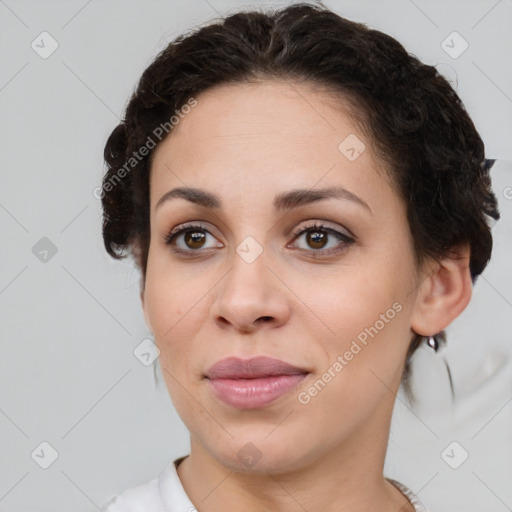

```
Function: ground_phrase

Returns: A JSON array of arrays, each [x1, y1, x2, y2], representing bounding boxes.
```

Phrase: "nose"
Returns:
[[210, 247, 291, 334]]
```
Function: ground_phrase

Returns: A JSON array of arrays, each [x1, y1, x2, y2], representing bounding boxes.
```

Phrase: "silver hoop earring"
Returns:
[[426, 335, 438, 352]]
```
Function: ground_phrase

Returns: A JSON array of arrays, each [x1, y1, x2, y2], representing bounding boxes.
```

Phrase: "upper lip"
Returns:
[[205, 356, 309, 379]]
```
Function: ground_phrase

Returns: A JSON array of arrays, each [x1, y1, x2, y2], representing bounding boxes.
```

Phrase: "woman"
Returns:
[[100, 2, 500, 511]]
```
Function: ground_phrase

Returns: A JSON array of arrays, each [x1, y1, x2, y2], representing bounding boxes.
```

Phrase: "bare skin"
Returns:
[[140, 79, 472, 511]]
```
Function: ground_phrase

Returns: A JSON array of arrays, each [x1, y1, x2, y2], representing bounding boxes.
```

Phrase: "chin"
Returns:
[[207, 435, 314, 475]]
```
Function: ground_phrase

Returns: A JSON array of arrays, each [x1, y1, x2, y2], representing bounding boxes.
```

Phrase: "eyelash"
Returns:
[[164, 222, 355, 257]]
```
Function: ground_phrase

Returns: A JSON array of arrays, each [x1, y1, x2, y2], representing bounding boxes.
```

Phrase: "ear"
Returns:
[[410, 244, 472, 337]]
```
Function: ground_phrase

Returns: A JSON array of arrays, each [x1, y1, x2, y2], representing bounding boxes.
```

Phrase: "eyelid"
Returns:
[[163, 222, 222, 247], [290, 219, 355, 240], [167, 221, 209, 238]]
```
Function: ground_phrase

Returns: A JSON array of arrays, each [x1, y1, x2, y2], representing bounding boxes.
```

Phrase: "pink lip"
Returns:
[[205, 356, 309, 409]]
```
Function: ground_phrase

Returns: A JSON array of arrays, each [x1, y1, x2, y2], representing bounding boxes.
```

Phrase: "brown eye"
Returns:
[[184, 231, 206, 249], [306, 230, 328, 249]]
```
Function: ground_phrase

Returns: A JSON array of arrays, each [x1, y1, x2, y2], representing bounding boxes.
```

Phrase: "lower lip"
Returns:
[[208, 374, 308, 409]]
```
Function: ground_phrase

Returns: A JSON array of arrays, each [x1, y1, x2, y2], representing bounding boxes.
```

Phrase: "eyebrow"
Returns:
[[155, 185, 372, 214]]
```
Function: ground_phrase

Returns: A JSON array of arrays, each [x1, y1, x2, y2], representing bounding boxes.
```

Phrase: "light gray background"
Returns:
[[0, 1, 511, 511]]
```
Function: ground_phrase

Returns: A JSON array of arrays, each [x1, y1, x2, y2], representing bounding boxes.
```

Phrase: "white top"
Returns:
[[102, 456, 429, 512]]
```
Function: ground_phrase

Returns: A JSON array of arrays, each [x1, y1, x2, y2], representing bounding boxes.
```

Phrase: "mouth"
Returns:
[[204, 356, 309, 409]]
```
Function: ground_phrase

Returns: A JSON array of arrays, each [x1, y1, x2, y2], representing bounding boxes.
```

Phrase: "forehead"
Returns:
[[149, 80, 395, 214], [154, 80, 360, 160]]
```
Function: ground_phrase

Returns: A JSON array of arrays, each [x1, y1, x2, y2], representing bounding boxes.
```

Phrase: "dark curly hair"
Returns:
[[101, 1, 500, 403]]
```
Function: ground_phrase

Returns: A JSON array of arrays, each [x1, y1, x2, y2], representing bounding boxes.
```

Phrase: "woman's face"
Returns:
[[142, 80, 426, 473]]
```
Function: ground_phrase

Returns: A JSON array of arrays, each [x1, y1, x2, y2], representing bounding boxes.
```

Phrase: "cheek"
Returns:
[[300, 258, 414, 390], [299, 266, 404, 338], [144, 249, 198, 334], [329, 284, 412, 392], [143, 266, 202, 370]]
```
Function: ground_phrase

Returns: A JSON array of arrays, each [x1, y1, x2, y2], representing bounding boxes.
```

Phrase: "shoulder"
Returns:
[[102, 475, 165, 512]]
